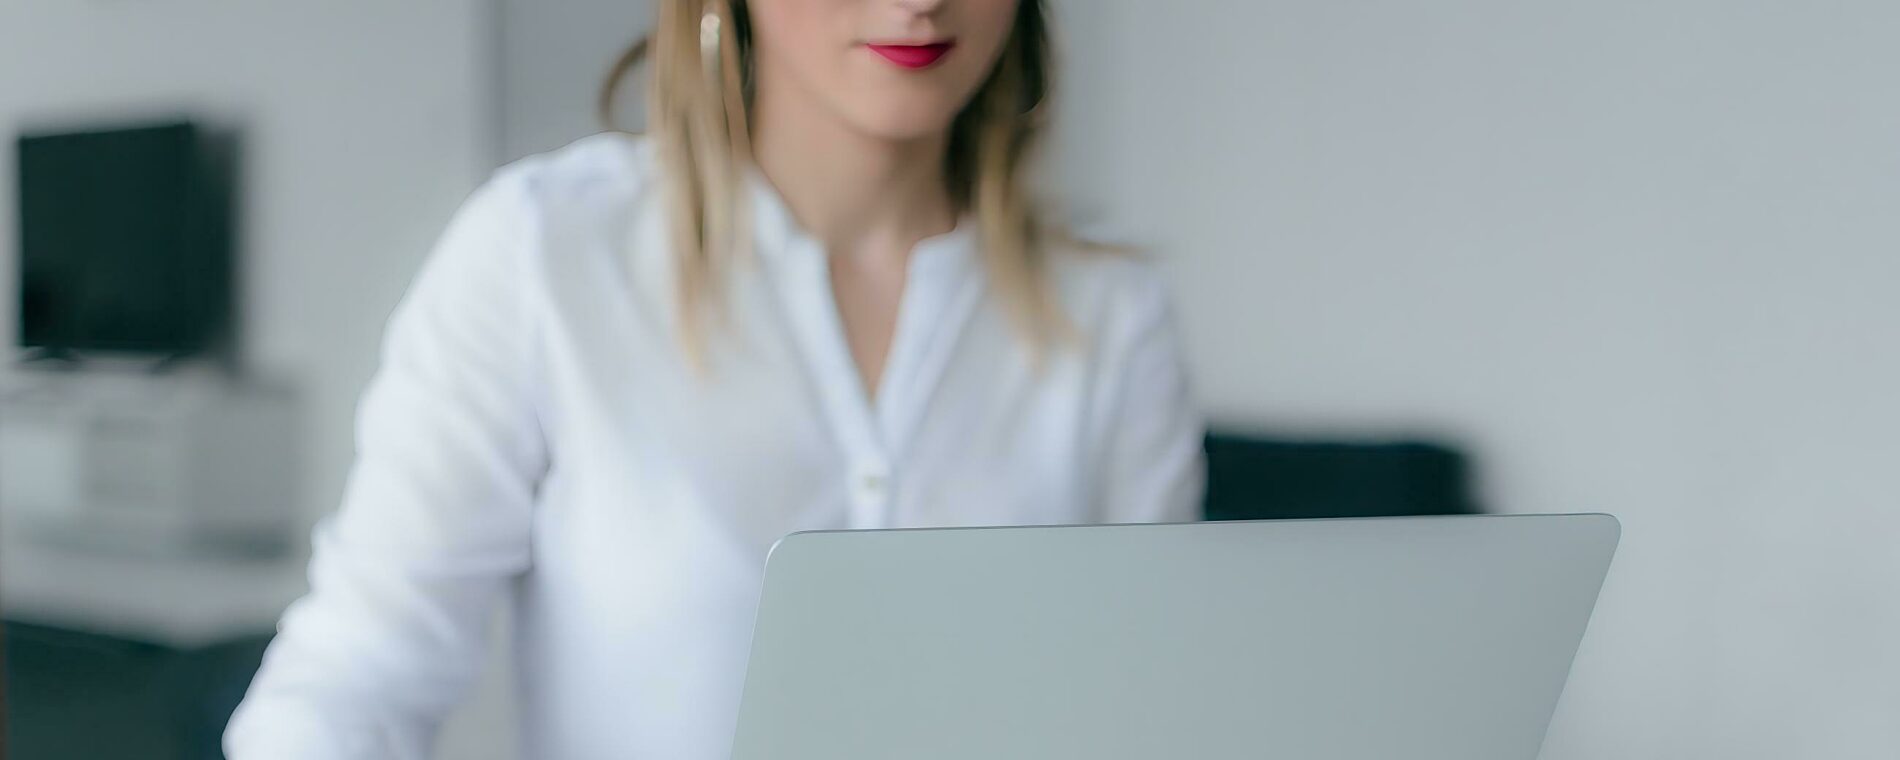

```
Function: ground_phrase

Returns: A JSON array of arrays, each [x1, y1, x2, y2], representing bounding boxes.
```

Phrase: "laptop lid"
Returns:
[[730, 514, 1618, 760]]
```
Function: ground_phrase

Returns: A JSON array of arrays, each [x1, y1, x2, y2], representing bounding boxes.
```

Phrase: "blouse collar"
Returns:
[[744, 169, 978, 279]]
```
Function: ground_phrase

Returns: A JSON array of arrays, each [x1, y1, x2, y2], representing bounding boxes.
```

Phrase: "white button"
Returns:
[[851, 462, 891, 505], [859, 472, 886, 498], [848, 464, 892, 528]]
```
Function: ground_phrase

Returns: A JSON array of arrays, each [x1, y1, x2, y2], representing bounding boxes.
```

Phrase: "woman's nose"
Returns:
[[888, 0, 948, 17]]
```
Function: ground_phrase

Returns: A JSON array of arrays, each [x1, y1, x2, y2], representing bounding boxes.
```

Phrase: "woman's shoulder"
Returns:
[[489, 131, 659, 211], [1044, 236, 1178, 333], [437, 133, 671, 307]]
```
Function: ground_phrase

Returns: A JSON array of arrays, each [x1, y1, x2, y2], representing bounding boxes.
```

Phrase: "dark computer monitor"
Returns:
[[16, 121, 234, 357]]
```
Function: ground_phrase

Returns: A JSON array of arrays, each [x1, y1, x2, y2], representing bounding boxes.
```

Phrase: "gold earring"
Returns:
[[700, 8, 722, 63]]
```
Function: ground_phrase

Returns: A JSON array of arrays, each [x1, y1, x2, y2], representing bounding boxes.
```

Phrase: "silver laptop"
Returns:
[[729, 514, 1619, 760]]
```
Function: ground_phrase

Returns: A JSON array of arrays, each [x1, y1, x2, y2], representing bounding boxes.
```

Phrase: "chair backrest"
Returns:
[[1202, 432, 1480, 521]]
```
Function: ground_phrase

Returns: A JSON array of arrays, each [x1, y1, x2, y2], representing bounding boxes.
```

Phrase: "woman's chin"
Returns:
[[843, 103, 966, 144]]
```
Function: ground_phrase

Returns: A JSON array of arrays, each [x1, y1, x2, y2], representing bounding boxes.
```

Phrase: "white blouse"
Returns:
[[224, 133, 1206, 759]]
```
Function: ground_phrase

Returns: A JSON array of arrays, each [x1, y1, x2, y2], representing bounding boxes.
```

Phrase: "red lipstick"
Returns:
[[866, 41, 955, 69]]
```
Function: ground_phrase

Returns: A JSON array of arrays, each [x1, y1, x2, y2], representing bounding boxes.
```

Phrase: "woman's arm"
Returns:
[[1090, 269, 1208, 525], [225, 168, 548, 760]]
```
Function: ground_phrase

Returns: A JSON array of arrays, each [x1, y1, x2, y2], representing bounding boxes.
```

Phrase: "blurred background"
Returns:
[[0, 1, 1895, 758]]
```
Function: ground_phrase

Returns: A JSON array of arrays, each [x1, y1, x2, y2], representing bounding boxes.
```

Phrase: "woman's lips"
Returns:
[[866, 42, 955, 69]]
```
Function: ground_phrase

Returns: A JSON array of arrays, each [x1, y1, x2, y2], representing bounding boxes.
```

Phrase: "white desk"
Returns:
[[0, 536, 306, 648]]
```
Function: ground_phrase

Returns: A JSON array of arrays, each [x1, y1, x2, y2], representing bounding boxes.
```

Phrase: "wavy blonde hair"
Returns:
[[599, 0, 1068, 360]]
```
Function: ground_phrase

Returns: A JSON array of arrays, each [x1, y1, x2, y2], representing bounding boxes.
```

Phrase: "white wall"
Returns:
[[498, 0, 652, 162], [1051, 0, 1900, 757], [0, 2, 513, 756]]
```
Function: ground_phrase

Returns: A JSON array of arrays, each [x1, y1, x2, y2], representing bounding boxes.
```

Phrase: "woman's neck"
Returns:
[[750, 85, 958, 263]]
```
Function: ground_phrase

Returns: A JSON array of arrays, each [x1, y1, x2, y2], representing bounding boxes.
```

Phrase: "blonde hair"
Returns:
[[599, 0, 1068, 360]]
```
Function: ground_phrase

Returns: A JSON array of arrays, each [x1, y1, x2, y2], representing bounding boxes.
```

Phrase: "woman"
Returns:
[[225, 0, 1203, 757]]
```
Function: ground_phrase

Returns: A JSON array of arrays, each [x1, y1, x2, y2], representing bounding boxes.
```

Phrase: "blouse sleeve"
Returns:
[[224, 167, 548, 760]]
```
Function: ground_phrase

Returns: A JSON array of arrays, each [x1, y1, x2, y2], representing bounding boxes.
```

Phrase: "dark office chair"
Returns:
[[1202, 431, 1481, 521]]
